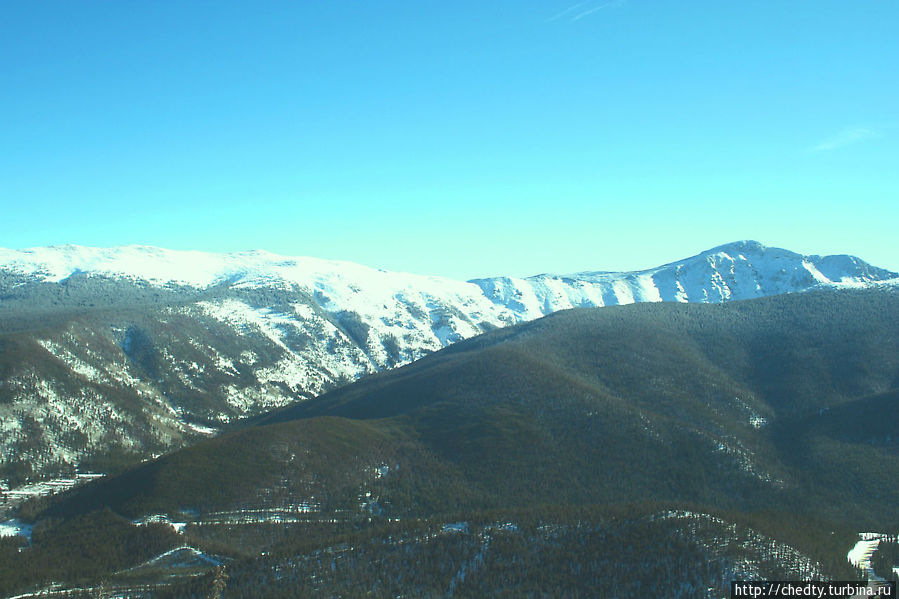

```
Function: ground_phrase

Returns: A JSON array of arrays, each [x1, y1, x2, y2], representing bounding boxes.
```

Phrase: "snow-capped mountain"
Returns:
[[473, 240, 897, 319], [0, 240, 895, 483], [2, 240, 893, 319]]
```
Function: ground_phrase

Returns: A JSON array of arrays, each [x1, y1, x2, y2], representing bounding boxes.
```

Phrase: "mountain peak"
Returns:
[[705, 239, 768, 255]]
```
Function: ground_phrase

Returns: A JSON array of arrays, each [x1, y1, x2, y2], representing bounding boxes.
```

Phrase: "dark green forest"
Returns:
[[2, 288, 898, 597]]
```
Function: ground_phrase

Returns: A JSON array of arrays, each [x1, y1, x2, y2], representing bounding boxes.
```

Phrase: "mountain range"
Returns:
[[0, 240, 895, 484], [2, 286, 897, 597]]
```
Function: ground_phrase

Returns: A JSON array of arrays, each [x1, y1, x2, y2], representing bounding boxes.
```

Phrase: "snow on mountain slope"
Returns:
[[2, 240, 893, 319], [471, 240, 897, 320], [0, 240, 895, 483]]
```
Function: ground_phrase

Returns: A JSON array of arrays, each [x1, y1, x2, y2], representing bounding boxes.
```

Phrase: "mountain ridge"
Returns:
[[2, 239, 897, 288]]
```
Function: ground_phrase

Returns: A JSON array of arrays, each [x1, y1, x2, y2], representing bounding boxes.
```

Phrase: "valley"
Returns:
[[1, 284, 898, 596]]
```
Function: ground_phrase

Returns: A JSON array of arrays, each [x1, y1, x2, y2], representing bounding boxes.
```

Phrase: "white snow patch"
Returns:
[[674, 278, 688, 302], [802, 260, 832, 284], [634, 273, 662, 302], [611, 279, 635, 305], [198, 299, 295, 352], [848, 538, 880, 569], [0, 519, 32, 541], [847, 534, 889, 583], [183, 421, 218, 436]]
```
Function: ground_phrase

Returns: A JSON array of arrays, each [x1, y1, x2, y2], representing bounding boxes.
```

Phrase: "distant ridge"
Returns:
[[1, 239, 895, 304], [472, 240, 896, 319]]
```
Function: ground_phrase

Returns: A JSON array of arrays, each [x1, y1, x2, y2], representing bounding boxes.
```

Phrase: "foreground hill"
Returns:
[[0, 241, 895, 483], [3, 288, 897, 597]]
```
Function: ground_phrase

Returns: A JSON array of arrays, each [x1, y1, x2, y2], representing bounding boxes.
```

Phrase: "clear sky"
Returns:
[[1, 1, 897, 280]]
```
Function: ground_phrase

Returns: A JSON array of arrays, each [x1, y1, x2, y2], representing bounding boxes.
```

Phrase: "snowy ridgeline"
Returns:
[[1, 241, 896, 322]]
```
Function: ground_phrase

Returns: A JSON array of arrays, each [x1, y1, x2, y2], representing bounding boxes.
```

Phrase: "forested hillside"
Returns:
[[2, 288, 896, 597]]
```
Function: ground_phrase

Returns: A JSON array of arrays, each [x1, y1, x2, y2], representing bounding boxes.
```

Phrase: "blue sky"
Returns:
[[1, 0, 896, 279]]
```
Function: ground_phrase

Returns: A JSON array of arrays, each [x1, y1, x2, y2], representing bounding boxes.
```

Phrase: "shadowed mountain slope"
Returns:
[[35, 288, 899, 519], [3, 288, 898, 597]]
